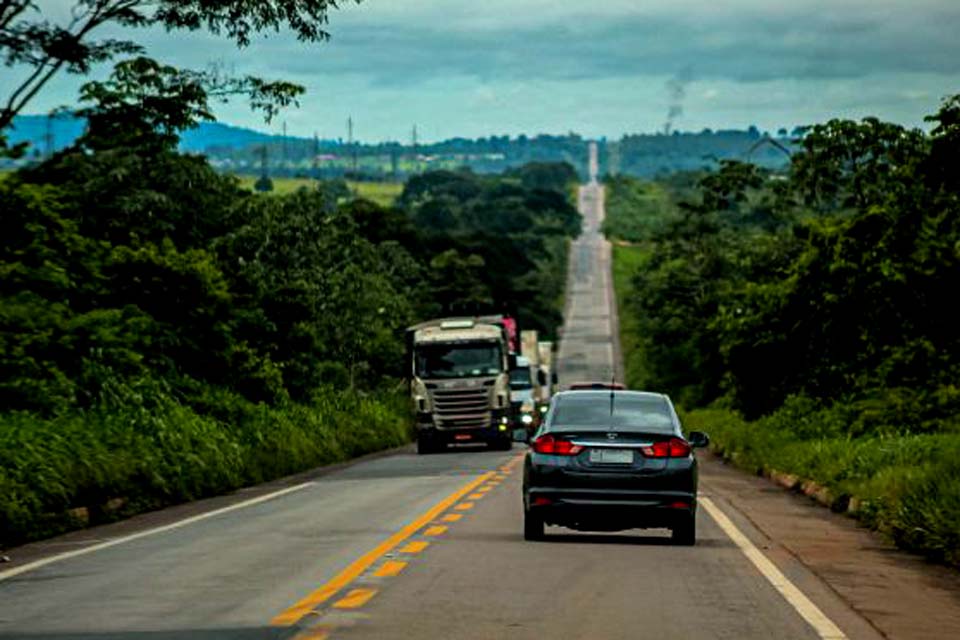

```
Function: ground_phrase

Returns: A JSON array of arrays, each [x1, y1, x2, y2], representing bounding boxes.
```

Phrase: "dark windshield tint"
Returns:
[[550, 394, 674, 433], [415, 342, 502, 379], [509, 367, 532, 389]]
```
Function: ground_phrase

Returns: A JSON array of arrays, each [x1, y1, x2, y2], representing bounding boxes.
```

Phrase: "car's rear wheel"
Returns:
[[671, 514, 696, 546], [523, 508, 544, 541]]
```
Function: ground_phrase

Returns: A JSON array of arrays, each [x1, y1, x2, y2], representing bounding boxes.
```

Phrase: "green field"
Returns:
[[234, 175, 403, 207], [347, 181, 404, 207]]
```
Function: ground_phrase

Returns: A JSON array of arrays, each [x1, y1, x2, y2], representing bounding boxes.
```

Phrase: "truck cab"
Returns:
[[407, 318, 514, 454]]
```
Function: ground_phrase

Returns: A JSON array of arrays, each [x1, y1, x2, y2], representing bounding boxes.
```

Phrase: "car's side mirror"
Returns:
[[687, 431, 710, 449], [537, 370, 547, 386]]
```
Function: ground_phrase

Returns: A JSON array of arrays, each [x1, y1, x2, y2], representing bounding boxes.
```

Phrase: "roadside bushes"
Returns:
[[685, 406, 960, 566], [608, 96, 960, 567], [0, 374, 410, 548]]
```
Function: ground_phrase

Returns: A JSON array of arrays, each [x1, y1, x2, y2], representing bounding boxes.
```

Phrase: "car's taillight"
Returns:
[[641, 437, 691, 458], [532, 434, 584, 456]]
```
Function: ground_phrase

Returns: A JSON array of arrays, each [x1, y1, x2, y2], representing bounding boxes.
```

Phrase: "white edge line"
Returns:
[[700, 496, 848, 640], [0, 481, 315, 582]]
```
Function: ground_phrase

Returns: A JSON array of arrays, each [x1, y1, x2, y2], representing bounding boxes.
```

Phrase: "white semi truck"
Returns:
[[406, 318, 515, 454]]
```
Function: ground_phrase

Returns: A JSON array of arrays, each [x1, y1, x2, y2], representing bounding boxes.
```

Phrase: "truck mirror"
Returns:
[[537, 370, 547, 386], [551, 372, 559, 385]]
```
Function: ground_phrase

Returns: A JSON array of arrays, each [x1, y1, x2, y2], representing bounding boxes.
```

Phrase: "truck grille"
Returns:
[[430, 387, 491, 430]]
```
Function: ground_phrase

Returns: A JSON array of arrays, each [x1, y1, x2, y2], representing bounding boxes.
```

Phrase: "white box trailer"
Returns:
[[520, 330, 540, 367]]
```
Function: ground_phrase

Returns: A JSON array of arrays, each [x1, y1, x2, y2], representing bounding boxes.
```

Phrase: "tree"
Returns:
[[76, 57, 302, 151], [1, 0, 352, 152], [254, 175, 275, 192]]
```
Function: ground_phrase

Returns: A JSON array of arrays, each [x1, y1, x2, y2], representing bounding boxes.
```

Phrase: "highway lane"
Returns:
[[0, 450, 517, 638], [0, 182, 876, 640], [558, 182, 623, 385]]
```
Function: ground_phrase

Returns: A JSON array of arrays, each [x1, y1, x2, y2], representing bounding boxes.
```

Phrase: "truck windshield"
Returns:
[[415, 343, 502, 379], [509, 367, 533, 390]]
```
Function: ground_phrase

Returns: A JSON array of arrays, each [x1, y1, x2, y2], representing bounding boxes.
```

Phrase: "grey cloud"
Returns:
[[256, 7, 960, 86]]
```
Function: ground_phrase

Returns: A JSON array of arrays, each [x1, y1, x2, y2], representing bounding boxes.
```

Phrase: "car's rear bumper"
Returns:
[[525, 487, 696, 530]]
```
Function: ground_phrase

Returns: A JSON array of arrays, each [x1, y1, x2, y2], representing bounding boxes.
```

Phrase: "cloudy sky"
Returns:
[[19, 0, 960, 141]]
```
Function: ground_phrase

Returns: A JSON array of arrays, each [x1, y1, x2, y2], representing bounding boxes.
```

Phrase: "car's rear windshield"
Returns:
[[550, 394, 674, 433]]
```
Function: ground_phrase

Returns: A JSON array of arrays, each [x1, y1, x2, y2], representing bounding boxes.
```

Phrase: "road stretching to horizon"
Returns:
[[0, 183, 918, 640]]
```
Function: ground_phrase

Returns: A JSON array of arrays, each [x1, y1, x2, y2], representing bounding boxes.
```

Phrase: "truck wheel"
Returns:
[[416, 435, 434, 455], [671, 514, 696, 546], [523, 508, 544, 541]]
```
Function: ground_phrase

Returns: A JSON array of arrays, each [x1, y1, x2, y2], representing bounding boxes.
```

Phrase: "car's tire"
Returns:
[[671, 514, 696, 546], [523, 508, 544, 541]]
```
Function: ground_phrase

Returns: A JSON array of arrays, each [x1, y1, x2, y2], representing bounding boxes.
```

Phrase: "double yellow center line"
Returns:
[[271, 469, 496, 626]]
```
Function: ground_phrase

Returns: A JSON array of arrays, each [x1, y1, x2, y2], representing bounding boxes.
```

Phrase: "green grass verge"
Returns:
[[0, 379, 411, 549]]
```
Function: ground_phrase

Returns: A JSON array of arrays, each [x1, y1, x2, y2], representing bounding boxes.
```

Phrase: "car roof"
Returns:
[[566, 381, 626, 390]]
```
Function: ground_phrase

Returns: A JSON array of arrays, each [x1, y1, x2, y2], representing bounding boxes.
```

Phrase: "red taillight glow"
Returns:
[[641, 438, 691, 458], [532, 434, 584, 456], [532, 496, 553, 506]]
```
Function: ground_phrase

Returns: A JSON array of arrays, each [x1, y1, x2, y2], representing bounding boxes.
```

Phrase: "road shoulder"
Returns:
[[700, 452, 960, 639]]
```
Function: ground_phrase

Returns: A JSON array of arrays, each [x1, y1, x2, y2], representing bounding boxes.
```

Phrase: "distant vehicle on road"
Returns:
[[566, 381, 625, 390], [522, 390, 709, 544], [406, 318, 515, 454], [509, 354, 543, 439]]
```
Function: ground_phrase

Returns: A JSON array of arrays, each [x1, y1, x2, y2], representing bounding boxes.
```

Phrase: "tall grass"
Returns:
[[0, 377, 411, 548]]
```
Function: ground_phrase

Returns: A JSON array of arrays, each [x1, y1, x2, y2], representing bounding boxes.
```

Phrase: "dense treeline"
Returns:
[[5, 115, 795, 180], [607, 96, 960, 565], [0, 63, 580, 546]]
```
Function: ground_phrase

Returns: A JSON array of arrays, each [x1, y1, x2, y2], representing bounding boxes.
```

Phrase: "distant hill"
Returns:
[[6, 115, 319, 154], [6, 115, 796, 179]]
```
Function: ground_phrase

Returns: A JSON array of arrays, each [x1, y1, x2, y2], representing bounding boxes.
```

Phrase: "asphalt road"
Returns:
[[0, 183, 889, 640]]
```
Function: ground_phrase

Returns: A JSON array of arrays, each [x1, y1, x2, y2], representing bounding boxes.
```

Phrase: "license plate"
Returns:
[[589, 449, 633, 464], [454, 434, 472, 441]]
